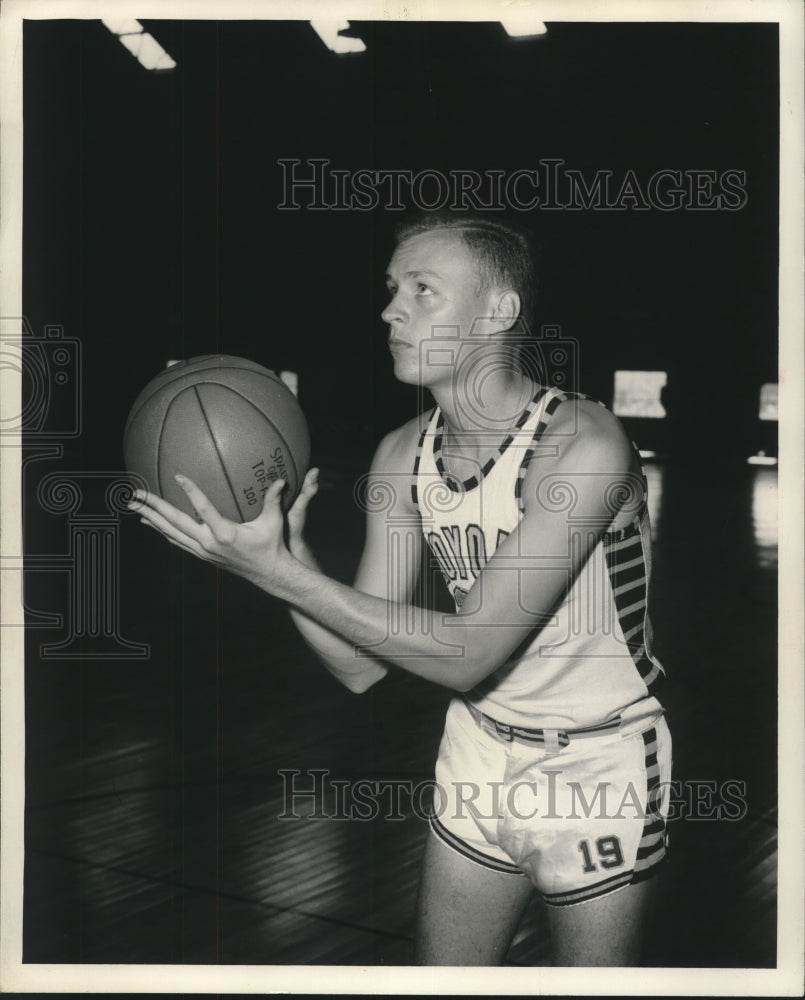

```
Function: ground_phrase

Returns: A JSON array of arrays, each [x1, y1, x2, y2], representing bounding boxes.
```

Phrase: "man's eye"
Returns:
[[416, 283, 433, 295]]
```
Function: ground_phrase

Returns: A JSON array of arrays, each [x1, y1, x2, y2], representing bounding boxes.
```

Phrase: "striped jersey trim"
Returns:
[[411, 408, 437, 508], [412, 385, 665, 698], [515, 389, 568, 513], [413, 387, 650, 534], [431, 384, 551, 494], [603, 529, 666, 695], [515, 390, 649, 529], [428, 812, 524, 876]]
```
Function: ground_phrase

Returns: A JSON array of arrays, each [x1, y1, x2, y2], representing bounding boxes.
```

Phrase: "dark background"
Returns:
[[20, 19, 778, 967], [23, 19, 779, 460]]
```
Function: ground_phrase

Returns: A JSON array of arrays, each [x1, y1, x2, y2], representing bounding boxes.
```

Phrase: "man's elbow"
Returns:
[[451, 648, 500, 693], [344, 673, 374, 695], [343, 664, 387, 694]]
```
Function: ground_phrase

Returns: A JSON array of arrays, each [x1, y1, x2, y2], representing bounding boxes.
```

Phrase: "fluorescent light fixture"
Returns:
[[101, 18, 144, 37], [613, 370, 668, 419], [638, 450, 657, 459], [309, 20, 366, 55], [500, 17, 548, 39], [758, 382, 778, 421], [102, 19, 177, 71], [117, 32, 176, 71], [751, 465, 777, 559], [747, 453, 778, 466]]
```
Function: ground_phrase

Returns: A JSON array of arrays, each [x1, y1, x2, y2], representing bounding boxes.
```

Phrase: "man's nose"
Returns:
[[381, 291, 406, 325]]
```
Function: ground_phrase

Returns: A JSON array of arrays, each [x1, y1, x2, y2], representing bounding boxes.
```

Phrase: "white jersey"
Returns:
[[412, 385, 666, 731]]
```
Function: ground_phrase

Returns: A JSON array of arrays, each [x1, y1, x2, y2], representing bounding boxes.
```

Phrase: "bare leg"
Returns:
[[414, 830, 535, 966], [546, 876, 657, 966]]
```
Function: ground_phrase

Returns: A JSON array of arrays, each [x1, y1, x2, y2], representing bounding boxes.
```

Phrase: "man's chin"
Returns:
[[390, 360, 421, 386]]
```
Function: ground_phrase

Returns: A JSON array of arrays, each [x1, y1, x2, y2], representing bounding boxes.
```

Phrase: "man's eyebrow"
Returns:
[[385, 269, 443, 284]]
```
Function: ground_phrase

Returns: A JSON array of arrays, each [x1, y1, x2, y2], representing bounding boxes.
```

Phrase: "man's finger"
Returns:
[[130, 488, 204, 539], [302, 468, 320, 491], [297, 468, 320, 501], [139, 506, 214, 559], [174, 474, 237, 544], [263, 478, 287, 506], [288, 471, 319, 522]]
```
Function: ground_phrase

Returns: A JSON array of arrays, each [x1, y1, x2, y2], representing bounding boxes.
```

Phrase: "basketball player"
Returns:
[[133, 214, 672, 967]]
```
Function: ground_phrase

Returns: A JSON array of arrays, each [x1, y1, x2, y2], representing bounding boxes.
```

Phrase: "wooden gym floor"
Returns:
[[22, 457, 778, 967]]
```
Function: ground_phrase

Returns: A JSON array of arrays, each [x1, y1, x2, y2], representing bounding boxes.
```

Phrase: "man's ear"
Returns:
[[490, 289, 521, 332]]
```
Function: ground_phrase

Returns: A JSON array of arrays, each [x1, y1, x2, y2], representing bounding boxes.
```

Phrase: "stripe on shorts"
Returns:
[[543, 724, 667, 905], [632, 725, 667, 879], [428, 812, 524, 876], [542, 870, 636, 907]]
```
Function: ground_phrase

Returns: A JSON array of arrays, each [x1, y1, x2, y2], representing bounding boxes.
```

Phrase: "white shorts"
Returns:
[[428, 698, 673, 907]]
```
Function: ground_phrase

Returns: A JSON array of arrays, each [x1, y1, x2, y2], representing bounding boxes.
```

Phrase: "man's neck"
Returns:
[[431, 371, 537, 456]]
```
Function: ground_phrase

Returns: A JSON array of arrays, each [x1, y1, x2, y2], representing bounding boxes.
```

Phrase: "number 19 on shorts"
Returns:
[[578, 836, 624, 873]]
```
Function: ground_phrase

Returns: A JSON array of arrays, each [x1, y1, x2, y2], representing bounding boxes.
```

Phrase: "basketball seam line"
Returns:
[[192, 385, 244, 521], [124, 362, 288, 433], [208, 383, 301, 495], [154, 399, 169, 504]]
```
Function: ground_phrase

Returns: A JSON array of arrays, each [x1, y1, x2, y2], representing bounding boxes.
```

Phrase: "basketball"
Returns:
[[123, 355, 310, 522]]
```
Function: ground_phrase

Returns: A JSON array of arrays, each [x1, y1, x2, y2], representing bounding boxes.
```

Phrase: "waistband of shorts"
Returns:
[[461, 698, 658, 751]]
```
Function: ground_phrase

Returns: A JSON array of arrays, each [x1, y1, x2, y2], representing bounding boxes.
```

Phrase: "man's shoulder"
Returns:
[[521, 394, 642, 522], [527, 392, 637, 481], [363, 411, 433, 519], [550, 394, 631, 454], [372, 409, 435, 473]]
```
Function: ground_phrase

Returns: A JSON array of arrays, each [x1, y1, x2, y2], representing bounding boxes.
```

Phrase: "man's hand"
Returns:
[[130, 473, 290, 590]]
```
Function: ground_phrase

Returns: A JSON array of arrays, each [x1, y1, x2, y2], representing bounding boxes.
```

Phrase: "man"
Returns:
[[133, 213, 671, 966]]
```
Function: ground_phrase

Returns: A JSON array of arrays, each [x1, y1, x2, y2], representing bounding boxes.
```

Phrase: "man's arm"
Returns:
[[284, 427, 423, 694], [286, 533, 387, 695], [134, 402, 638, 693], [264, 410, 636, 691]]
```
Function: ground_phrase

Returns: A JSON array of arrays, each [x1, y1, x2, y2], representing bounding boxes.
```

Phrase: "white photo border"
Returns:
[[1, 0, 802, 994]]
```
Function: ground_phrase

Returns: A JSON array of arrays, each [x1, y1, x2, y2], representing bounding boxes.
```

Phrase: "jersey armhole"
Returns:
[[515, 389, 572, 516], [411, 407, 439, 510], [514, 391, 650, 531]]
